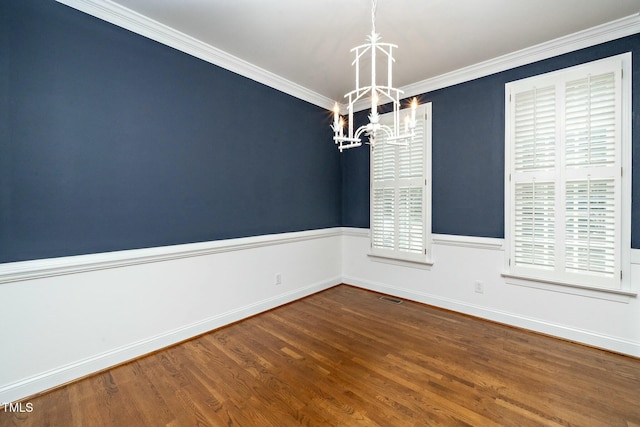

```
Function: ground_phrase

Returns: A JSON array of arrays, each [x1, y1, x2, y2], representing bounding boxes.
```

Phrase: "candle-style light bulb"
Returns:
[[411, 97, 417, 125], [333, 102, 340, 129], [339, 117, 345, 137]]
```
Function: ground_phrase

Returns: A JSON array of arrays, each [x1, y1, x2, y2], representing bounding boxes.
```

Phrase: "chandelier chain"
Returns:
[[371, 0, 377, 34]]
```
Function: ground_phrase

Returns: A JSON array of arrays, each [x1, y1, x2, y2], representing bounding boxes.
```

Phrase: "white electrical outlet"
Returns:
[[474, 281, 484, 294], [275, 273, 282, 285]]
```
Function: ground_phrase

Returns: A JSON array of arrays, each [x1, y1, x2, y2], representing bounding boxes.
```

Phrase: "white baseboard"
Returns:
[[343, 275, 640, 358], [0, 276, 340, 404]]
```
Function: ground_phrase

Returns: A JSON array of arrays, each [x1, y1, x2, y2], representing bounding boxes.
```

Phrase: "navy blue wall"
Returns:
[[342, 33, 640, 248], [0, 1, 341, 263], [3, 2, 638, 263]]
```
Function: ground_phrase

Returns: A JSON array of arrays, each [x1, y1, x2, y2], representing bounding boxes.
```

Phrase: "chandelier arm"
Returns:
[[377, 124, 394, 139], [354, 126, 370, 141]]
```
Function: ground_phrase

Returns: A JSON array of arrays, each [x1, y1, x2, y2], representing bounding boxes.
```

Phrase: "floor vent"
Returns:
[[379, 296, 403, 305]]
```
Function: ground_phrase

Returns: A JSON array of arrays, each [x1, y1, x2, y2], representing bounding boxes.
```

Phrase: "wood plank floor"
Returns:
[[2, 284, 639, 426]]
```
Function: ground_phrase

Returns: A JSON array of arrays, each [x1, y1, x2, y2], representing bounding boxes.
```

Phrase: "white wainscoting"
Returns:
[[0, 228, 343, 404], [2, 227, 638, 404], [342, 228, 640, 358]]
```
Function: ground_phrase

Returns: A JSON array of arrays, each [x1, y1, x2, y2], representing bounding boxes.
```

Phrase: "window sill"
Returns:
[[502, 273, 637, 303], [367, 253, 434, 269]]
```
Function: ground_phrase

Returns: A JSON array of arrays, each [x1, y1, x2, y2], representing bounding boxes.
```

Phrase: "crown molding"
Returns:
[[55, 0, 336, 110], [56, 0, 638, 114], [401, 13, 640, 99], [353, 12, 640, 112]]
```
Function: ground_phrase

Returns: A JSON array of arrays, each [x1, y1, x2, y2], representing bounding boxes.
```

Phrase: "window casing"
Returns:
[[370, 103, 432, 264], [504, 53, 631, 291]]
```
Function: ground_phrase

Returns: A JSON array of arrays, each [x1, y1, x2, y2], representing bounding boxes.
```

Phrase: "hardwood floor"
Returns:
[[2, 284, 639, 426]]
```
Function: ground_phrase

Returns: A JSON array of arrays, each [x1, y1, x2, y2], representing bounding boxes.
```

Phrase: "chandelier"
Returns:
[[331, 0, 418, 152]]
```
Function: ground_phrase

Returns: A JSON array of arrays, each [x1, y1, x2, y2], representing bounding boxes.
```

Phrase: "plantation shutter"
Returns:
[[371, 103, 431, 263], [564, 71, 619, 279], [512, 85, 557, 270], [507, 57, 623, 289]]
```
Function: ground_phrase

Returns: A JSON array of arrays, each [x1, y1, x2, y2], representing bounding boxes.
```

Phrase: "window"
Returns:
[[504, 54, 631, 291], [370, 103, 432, 264]]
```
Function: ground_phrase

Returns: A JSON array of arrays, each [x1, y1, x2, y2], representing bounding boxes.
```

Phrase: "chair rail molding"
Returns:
[[0, 228, 344, 285]]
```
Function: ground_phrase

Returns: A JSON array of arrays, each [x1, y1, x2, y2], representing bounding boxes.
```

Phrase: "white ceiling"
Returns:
[[101, 0, 639, 103]]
